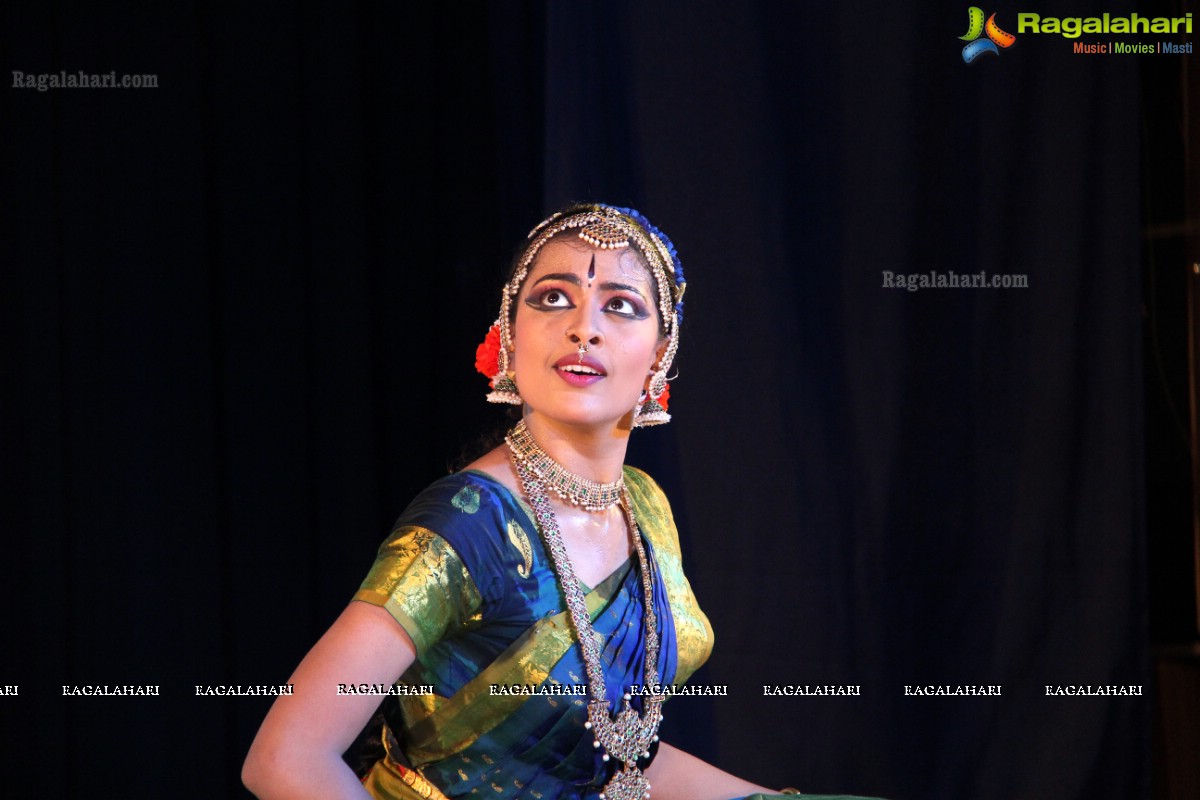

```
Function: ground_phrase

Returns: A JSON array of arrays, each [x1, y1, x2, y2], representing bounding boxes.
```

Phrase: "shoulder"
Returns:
[[384, 470, 530, 596], [622, 465, 673, 518], [392, 471, 514, 545], [622, 466, 682, 554]]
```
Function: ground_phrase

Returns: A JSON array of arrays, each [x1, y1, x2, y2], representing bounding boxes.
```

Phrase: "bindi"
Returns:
[[587, 254, 596, 285]]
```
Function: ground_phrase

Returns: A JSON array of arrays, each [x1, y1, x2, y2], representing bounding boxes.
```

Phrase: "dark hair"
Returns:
[[447, 407, 520, 472]]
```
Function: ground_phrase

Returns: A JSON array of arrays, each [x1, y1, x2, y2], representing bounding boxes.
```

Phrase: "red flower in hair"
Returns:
[[475, 324, 501, 381]]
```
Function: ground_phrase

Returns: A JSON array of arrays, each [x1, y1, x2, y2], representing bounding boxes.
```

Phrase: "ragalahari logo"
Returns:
[[960, 7, 1017, 62]]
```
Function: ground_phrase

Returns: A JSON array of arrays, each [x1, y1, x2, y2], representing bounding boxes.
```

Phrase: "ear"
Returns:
[[645, 337, 670, 395], [651, 336, 670, 372]]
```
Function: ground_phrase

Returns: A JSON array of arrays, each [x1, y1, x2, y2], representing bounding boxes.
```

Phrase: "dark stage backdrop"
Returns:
[[2, 2, 1153, 798]]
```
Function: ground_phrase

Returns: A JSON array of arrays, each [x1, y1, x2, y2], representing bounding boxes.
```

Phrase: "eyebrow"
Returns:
[[599, 281, 647, 299], [532, 272, 582, 287], [531, 273, 648, 299]]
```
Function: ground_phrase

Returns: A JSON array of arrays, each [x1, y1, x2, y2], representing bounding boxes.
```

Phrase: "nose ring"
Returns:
[[577, 343, 589, 363]]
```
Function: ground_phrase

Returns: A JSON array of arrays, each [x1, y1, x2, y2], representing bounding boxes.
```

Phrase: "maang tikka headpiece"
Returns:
[[476, 203, 686, 427]]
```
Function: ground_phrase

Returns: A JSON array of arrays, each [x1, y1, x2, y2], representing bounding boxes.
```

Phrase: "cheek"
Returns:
[[618, 335, 662, 375], [511, 329, 537, 373], [510, 315, 567, 381], [511, 309, 552, 351]]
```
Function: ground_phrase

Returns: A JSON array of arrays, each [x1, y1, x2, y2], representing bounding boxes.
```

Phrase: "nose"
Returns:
[[566, 305, 602, 348]]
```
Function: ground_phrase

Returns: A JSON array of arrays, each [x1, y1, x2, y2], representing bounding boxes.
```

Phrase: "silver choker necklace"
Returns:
[[506, 420, 625, 512]]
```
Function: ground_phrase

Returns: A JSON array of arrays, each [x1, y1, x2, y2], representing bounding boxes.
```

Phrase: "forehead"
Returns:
[[523, 236, 651, 287]]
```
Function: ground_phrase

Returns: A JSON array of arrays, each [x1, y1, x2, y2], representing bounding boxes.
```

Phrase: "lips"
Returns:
[[554, 353, 606, 386]]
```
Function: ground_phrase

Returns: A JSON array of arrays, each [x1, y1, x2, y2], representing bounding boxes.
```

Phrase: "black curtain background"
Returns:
[[2, 1, 1159, 798]]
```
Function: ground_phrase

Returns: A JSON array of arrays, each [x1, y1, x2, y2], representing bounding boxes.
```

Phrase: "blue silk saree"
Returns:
[[354, 468, 878, 800]]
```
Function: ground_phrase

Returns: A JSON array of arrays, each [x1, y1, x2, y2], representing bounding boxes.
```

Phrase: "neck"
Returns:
[[520, 411, 631, 484]]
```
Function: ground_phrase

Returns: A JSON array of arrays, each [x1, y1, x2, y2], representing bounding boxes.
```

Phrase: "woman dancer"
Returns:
[[244, 204, 877, 800]]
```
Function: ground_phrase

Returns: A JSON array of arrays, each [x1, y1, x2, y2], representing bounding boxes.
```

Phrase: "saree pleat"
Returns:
[[399, 563, 628, 764]]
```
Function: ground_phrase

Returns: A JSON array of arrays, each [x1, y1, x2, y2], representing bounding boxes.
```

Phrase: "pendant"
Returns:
[[600, 765, 651, 800], [587, 695, 663, 799], [587, 695, 662, 764]]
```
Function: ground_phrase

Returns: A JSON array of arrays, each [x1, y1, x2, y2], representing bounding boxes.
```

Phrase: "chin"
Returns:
[[528, 400, 637, 431]]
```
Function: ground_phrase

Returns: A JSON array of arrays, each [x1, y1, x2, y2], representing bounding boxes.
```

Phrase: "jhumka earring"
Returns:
[[476, 322, 522, 405], [633, 370, 671, 428], [487, 374, 522, 405]]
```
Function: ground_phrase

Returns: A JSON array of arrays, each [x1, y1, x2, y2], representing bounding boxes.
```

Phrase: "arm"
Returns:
[[644, 741, 775, 800], [242, 601, 417, 800]]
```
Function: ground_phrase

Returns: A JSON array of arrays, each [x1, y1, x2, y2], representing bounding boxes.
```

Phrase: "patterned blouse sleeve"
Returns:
[[353, 525, 482, 657]]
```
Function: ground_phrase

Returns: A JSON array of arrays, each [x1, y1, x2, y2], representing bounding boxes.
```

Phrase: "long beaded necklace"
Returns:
[[505, 426, 663, 800]]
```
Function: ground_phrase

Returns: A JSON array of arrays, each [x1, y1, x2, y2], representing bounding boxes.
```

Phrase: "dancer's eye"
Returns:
[[605, 295, 649, 320], [526, 288, 574, 310]]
